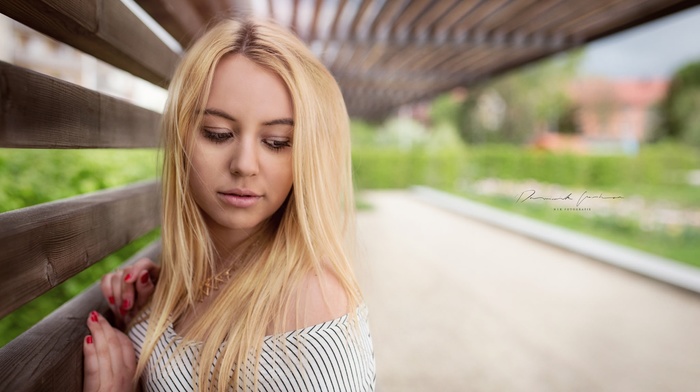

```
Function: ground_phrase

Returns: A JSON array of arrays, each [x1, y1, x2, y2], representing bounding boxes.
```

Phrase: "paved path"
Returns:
[[355, 191, 700, 392]]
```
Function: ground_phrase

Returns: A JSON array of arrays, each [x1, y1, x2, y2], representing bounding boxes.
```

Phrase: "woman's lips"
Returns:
[[218, 192, 261, 208]]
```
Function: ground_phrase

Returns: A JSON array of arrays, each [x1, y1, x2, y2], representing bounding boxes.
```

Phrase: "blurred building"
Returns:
[[569, 78, 669, 152]]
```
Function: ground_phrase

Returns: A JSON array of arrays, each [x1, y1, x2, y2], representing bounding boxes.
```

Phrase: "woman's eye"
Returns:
[[264, 139, 291, 151], [202, 128, 232, 143]]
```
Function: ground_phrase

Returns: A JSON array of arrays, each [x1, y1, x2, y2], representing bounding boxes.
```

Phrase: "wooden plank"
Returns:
[[308, 0, 324, 41], [0, 0, 179, 87], [452, 0, 511, 35], [432, 0, 480, 38], [390, 0, 431, 41], [0, 241, 161, 392], [135, 0, 205, 47], [0, 180, 161, 318], [368, 0, 409, 40], [348, 0, 373, 38], [410, 0, 460, 41], [0, 61, 161, 149]]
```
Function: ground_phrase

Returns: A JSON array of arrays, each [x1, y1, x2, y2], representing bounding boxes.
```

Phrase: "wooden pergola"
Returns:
[[1, 1, 699, 390], [140, 0, 700, 120]]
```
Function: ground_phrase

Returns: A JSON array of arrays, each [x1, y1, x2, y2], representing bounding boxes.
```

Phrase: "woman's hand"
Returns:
[[83, 311, 136, 392], [101, 257, 160, 328]]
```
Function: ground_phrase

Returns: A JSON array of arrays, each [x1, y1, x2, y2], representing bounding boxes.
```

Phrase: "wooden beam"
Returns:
[[268, 0, 276, 19], [0, 0, 179, 87], [452, 0, 511, 36], [390, 0, 431, 42], [308, 0, 325, 41], [0, 62, 161, 149], [0, 240, 162, 392], [368, 0, 409, 40], [135, 0, 205, 47], [432, 0, 480, 39], [348, 0, 373, 39], [328, 0, 349, 40], [571, 0, 700, 42], [0, 180, 161, 318], [411, 0, 461, 42]]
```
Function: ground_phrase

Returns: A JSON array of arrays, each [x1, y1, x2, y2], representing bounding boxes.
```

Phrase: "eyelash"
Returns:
[[202, 128, 291, 151]]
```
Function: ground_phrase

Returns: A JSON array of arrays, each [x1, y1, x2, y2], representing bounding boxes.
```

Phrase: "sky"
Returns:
[[580, 4, 700, 79]]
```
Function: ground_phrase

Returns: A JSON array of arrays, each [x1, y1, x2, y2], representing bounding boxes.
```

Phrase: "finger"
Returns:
[[134, 270, 155, 309], [121, 269, 137, 313], [133, 257, 161, 284], [83, 334, 100, 392], [116, 330, 137, 374], [110, 272, 126, 321], [87, 311, 113, 385], [101, 273, 117, 312], [93, 311, 124, 381]]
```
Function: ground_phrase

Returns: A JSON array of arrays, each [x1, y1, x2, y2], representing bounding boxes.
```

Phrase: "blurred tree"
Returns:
[[657, 60, 700, 146], [431, 49, 584, 144]]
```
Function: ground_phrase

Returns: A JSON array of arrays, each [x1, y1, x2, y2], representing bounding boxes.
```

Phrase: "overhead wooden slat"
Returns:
[[500, 0, 564, 36], [267, 0, 276, 19], [0, 241, 162, 392], [390, 0, 431, 41], [477, 0, 541, 33], [348, 0, 374, 39], [0, 180, 161, 318], [433, 0, 481, 39], [369, 0, 409, 40], [453, 0, 511, 37], [0, 0, 179, 87], [565, 0, 677, 38], [135, 0, 205, 47], [410, 0, 460, 41], [0, 62, 161, 149], [309, 0, 325, 41], [524, 0, 627, 36], [328, 0, 349, 40]]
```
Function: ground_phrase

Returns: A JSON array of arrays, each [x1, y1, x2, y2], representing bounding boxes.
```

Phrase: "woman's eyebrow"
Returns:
[[263, 118, 294, 127], [203, 108, 236, 121], [203, 108, 293, 127]]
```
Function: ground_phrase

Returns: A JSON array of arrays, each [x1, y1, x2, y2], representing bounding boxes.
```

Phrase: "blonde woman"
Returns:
[[82, 18, 375, 392]]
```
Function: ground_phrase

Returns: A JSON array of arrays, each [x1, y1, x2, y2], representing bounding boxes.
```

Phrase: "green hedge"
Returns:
[[0, 149, 159, 347], [352, 143, 700, 206]]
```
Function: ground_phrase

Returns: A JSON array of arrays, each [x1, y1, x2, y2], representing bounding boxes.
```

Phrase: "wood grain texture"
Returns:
[[135, 0, 205, 47], [0, 180, 161, 318], [0, 61, 161, 148], [0, 0, 179, 87], [0, 241, 161, 392]]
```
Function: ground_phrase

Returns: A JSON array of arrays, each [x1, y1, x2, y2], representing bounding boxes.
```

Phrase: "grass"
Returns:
[[456, 190, 700, 269]]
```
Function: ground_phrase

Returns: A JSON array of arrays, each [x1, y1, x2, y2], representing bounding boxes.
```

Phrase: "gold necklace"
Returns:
[[198, 267, 233, 301]]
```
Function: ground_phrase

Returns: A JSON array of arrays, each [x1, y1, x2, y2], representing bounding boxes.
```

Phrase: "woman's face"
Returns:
[[188, 54, 294, 247]]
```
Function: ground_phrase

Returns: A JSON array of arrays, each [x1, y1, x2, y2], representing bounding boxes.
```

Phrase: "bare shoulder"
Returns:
[[289, 266, 350, 330]]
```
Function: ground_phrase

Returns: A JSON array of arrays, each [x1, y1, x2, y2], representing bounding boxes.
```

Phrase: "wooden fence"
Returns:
[[0, 1, 179, 389]]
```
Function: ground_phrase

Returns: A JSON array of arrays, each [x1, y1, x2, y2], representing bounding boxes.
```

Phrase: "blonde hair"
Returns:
[[135, 18, 361, 391]]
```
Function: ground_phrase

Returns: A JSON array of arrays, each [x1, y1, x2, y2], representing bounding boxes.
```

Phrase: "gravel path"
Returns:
[[356, 191, 700, 392]]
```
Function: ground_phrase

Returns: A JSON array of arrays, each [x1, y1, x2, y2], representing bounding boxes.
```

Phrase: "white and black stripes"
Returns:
[[128, 306, 376, 391]]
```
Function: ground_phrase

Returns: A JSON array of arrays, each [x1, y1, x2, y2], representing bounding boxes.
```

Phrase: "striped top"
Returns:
[[128, 306, 375, 391]]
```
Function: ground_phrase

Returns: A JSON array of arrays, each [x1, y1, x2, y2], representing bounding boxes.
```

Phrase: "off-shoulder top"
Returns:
[[128, 305, 375, 391]]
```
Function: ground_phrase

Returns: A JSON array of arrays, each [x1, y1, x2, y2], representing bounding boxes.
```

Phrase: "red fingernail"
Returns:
[[122, 299, 129, 309], [86, 335, 93, 344], [124, 273, 132, 281], [108, 296, 115, 305], [140, 273, 149, 284], [90, 311, 98, 322]]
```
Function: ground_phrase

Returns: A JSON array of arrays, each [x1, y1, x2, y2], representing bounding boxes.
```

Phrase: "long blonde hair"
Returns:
[[135, 18, 361, 391]]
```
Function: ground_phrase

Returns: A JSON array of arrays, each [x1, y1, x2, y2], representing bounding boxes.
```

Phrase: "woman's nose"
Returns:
[[229, 139, 259, 176]]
